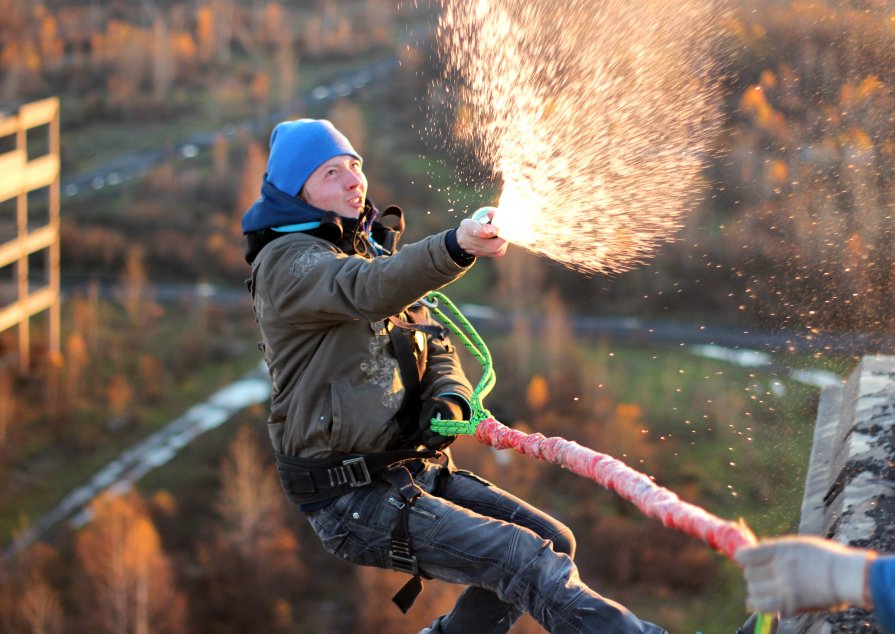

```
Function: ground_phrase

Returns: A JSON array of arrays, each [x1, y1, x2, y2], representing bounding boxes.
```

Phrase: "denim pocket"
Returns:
[[307, 505, 350, 556], [309, 496, 393, 568]]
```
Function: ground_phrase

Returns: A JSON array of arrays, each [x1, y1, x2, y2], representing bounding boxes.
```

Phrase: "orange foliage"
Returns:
[[250, 70, 270, 103], [198, 425, 304, 631], [739, 85, 787, 138], [328, 99, 368, 157], [526, 374, 549, 412], [725, 0, 895, 331], [768, 159, 788, 184], [75, 492, 186, 634], [106, 375, 133, 417], [844, 232, 866, 263], [237, 140, 267, 213], [0, 542, 65, 634], [857, 75, 883, 100], [0, 370, 13, 446], [171, 32, 197, 63], [196, 6, 215, 61], [138, 354, 165, 400], [63, 331, 89, 406], [758, 69, 776, 89]]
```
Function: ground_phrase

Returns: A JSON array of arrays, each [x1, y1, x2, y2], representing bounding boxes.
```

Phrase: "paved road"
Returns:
[[66, 279, 895, 358], [61, 57, 400, 199]]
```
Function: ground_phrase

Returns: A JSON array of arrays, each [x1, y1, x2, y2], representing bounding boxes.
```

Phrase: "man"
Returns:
[[736, 535, 895, 631], [242, 118, 665, 633]]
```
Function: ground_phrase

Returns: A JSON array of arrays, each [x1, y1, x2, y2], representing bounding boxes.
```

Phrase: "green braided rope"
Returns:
[[423, 291, 494, 435]]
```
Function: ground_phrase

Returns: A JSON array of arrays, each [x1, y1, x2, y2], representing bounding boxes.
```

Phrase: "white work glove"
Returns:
[[734, 535, 875, 616]]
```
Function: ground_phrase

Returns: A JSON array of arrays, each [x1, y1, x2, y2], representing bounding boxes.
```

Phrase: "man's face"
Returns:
[[302, 155, 368, 219]]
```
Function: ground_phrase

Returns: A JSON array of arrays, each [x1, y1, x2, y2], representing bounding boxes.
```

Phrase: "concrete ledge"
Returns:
[[779, 355, 895, 634]]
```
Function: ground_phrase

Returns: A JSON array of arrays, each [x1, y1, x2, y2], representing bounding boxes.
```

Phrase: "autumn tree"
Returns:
[[196, 425, 303, 632], [275, 35, 297, 108], [74, 492, 186, 634], [151, 13, 174, 104], [493, 248, 545, 406], [0, 368, 15, 447], [726, 0, 895, 332], [17, 569, 63, 634], [541, 287, 586, 412], [328, 99, 368, 157], [116, 246, 163, 331], [72, 283, 102, 352], [0, 542, 64, 634]]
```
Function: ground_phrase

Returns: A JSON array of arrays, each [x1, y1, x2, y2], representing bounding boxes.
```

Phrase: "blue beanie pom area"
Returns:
[[266, 119, 362, 197]]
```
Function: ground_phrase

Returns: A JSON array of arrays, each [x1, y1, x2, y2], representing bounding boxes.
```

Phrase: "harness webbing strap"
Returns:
[[274, 448, 436, 506], [387, 313, 426, 447], [380, 465, 426, 613]]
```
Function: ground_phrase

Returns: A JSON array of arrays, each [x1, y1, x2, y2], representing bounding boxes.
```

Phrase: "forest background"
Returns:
[[0, 0, 892, 632]]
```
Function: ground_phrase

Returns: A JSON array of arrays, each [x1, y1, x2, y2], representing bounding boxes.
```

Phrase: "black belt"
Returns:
[[274, 448, 437, 506]]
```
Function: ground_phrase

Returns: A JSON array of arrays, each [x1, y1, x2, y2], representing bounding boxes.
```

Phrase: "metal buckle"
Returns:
[[389, 551, 419, 576], [342, 456, 372, 488]]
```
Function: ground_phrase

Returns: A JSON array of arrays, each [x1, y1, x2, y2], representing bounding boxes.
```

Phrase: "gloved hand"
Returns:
[[417, 396, 463, 450], [734, 535, 875, 616]]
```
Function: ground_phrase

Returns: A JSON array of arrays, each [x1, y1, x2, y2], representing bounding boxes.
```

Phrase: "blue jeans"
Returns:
[[305, 458, 666, 634]]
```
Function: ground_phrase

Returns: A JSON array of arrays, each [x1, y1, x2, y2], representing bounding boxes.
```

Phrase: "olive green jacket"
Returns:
[[249, 230, 474, 458]]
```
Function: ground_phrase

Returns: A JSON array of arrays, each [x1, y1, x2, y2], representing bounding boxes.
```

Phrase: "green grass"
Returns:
[[598, 346, 823, 631]]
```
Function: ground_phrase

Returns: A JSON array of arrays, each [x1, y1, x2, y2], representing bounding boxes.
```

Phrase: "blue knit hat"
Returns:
[[266, 119, 362, 196]]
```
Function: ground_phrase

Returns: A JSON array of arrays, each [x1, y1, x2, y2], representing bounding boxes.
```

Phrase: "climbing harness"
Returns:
[[421, 290, 775, 634], [273, 448, 437, 507]]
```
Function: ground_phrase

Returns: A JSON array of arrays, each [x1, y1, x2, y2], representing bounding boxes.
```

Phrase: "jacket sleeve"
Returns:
[[256, 231, 471, 328], [871, 556, 895, 633]]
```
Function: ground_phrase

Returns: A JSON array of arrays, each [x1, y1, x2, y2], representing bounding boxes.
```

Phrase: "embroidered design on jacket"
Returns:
[[291, 244, 335, 278], [360, 320, 403, 409]]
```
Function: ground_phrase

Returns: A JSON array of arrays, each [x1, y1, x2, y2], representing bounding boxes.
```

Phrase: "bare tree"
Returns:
[[151, 13, 173, 103], [196, 425, 304, 632], [0, 369, 15, 447], [18, 571, 63, 634], [74, 492, 186, 634], [215, 425, 291, 558], [0, 542, 64, 634]]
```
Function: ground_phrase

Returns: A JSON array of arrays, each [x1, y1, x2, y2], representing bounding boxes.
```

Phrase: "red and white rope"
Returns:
[[475, 417, 756, 559]]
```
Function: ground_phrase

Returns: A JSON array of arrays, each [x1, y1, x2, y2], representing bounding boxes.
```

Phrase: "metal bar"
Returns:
[[16, 118, 28, 372], [0, 286, 56, 334], [17, 97, 59, 130], [0, 226, 55, 268]]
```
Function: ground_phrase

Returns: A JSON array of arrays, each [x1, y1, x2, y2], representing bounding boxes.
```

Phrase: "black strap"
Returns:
[[380, 466, 425, 613], [388, 314, 426, 446], [274, 448, 435, 506]]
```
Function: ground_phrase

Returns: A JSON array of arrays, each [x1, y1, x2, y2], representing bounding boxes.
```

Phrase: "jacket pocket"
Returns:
[[328, 379, 398, 453]]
